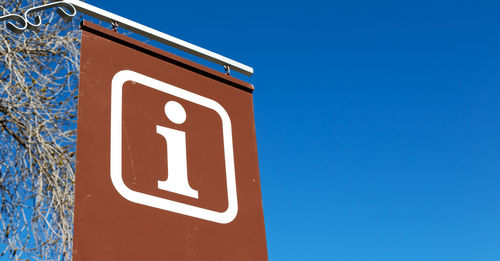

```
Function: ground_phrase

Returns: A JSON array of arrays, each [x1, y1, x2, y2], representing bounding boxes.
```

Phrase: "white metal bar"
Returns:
[[63, 0, 254, 76]]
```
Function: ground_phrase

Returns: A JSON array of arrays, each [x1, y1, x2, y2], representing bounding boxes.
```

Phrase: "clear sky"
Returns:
[[90, 0, 500, 260], [6, 0, 500, 260]]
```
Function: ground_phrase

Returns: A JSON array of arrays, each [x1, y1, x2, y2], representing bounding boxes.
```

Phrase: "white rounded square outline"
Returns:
[[110, 70, 238, 224]]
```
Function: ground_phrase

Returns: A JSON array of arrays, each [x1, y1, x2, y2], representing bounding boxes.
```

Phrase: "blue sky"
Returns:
[[93, 0, 500, 260], [5, 0, 500, 260]]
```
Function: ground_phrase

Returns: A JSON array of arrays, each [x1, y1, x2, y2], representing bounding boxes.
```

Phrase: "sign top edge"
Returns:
[[80, 20, 255, 92]]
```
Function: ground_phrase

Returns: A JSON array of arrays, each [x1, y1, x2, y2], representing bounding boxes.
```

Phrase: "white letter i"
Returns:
[[156, 101, 198, 198]]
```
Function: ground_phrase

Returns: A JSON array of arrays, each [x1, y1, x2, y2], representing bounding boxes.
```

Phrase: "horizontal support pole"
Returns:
[[62, 0, 254, 76]]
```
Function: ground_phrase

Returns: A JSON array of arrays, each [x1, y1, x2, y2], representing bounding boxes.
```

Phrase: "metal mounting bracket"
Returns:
[[0, 0, 254, 76]]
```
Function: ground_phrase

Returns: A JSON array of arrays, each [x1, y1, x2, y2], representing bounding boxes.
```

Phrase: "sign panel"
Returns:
[[74, 21, 268, 260]]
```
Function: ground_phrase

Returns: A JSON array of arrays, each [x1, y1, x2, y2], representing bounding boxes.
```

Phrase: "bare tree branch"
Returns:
[[0, 0, 80, 260]]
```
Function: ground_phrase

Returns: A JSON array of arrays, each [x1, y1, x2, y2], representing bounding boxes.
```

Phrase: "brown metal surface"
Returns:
[[74, 21, 267, 260]]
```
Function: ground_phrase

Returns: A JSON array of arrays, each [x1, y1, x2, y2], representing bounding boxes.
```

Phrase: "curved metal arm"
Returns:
[[0, 14, 27, 34], [0, 1, 75, 33], [24, 1, 76, 30]]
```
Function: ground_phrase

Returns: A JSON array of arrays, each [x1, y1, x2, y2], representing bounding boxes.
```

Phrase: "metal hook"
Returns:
[[111, 20, 118, 32]]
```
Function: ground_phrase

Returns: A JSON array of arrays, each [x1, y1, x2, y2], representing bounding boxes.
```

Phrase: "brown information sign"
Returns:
[[74, 21, 268, 260]]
